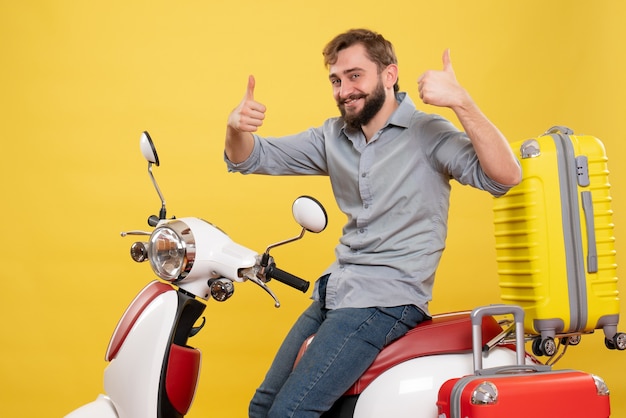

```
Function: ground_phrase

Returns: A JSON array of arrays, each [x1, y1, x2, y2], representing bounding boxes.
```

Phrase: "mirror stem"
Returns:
[[264, 227, 306, 256], [148, 162, 167, 219]]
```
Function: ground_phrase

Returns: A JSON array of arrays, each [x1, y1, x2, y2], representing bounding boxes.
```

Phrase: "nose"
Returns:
[[337, 81, 354, 100]]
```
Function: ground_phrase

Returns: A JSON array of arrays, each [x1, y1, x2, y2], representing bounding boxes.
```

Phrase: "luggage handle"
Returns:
[[581, 191, 599, 273], [471, 305, 526, 371], [475, 364, 552, 376], [544, 125, 574, 135]]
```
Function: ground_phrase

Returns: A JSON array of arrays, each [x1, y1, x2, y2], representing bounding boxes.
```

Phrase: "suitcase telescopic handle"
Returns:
[[544, 125, 574, 135], [581, 191, 599, 273], [470, 305, 526, 370]]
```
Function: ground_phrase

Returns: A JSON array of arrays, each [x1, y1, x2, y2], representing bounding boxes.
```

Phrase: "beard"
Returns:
[[338, 78, 386, 131]]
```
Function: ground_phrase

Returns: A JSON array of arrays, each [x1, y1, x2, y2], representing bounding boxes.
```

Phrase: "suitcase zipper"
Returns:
[[551, 133, 588, 333]]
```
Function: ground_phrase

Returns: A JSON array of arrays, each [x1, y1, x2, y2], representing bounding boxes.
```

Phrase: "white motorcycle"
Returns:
[[66, 132, 609, 418]]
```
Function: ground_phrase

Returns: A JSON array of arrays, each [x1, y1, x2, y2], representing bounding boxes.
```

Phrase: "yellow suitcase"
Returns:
[[493, 126, 625, 356]]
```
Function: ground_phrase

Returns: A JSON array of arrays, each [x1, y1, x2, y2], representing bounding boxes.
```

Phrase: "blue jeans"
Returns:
[[248, 278, 426, 418]]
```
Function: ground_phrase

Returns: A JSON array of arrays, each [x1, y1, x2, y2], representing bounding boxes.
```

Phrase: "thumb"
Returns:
[[245, 75, 255, 100], [442, 48, 454, 73]]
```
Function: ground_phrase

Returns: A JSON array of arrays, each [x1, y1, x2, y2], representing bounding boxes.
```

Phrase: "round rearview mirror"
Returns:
[[292, 196, 328, 233], [140, 131, 160, 166]]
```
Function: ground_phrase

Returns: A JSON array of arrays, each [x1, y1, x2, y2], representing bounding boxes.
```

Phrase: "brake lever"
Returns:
[[243, 271, 281, 308]]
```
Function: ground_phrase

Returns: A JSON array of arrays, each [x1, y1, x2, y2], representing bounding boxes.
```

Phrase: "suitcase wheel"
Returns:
[[532, 336, 557, 357], [605, 332, 626, 350], [560, 335, 581, 346]]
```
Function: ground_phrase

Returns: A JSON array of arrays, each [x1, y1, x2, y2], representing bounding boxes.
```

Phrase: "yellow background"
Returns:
[[2, 1, 625, 416]]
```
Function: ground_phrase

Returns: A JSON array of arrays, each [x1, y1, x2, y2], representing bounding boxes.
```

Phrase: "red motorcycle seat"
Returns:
[[294, 311, 504, 395]]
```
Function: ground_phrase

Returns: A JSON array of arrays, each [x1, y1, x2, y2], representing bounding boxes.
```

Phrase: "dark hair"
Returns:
[[323, 29, 399, 92]]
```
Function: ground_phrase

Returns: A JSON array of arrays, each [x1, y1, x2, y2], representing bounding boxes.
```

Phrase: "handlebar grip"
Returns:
[[266, 264, 310, 293]]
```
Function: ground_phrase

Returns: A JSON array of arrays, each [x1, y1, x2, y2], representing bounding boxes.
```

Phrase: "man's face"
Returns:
[[329, 44, 387, 129]]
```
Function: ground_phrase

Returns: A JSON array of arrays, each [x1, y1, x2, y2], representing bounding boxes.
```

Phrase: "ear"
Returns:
[[383, 64, 399, 89]]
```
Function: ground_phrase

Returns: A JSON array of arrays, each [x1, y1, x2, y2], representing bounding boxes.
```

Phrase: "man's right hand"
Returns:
[[227, 75, 267, 133], [225, 75, 265, 163]]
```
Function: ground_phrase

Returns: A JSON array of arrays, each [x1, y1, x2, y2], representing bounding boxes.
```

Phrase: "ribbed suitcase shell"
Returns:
[[493, 127, 619, 340]]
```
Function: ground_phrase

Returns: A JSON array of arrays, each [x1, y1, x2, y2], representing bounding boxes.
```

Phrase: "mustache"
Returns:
[[339, 93, 367, 105]]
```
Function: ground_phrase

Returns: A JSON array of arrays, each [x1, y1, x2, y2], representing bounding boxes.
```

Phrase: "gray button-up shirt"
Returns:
[[225, 93, 512, 315]]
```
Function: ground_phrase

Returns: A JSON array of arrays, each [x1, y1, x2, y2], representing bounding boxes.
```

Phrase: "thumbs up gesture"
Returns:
[[227, 75, 267, 133], [417, 49, 469, 109]]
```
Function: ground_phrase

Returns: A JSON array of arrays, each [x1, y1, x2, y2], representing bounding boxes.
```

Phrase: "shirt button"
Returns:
[[361, 173, 367, 177], [359, 228, 365, 233]]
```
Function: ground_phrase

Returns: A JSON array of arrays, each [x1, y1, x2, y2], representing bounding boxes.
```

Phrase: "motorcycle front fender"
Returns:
[[65, 394, 118, 418]]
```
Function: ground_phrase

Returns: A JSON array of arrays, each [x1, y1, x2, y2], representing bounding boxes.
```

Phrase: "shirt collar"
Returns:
[[387, 92, 415, 129]]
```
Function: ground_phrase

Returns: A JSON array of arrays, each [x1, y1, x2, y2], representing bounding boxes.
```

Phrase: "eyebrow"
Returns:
[[329, 67, 365, 80]]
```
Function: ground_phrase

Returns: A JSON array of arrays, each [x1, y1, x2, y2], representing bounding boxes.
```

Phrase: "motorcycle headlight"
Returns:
[[148, 220, 196, 281]]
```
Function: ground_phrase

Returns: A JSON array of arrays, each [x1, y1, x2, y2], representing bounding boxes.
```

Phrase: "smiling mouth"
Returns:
[[342, 95, 365, 107]]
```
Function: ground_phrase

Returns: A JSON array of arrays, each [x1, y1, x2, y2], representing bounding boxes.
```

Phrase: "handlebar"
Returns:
[[265, 263, 310, 293]]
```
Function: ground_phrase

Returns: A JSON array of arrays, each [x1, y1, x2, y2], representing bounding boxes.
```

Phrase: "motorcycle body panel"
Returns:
[[168, 217, 258, 296], [352, 348, 521, 418], [67, 281, 205, 418], [106, 281, 174, 361], [104, 287, 179, 417], [65, 394, 118, 418]]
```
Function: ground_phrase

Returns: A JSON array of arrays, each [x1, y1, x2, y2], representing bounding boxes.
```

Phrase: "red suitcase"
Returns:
[[436, 305, 611, 417]]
